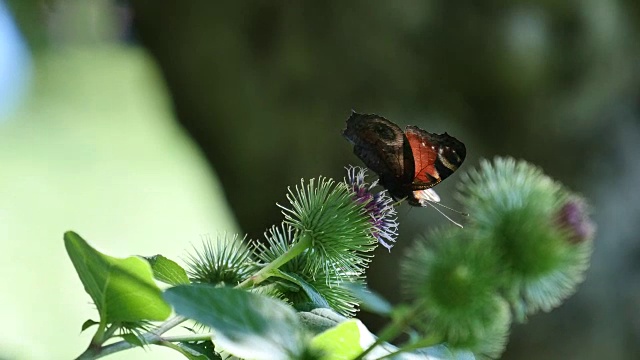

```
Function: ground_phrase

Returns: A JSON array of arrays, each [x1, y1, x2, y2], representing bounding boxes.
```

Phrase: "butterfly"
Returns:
[[343, 111, 466, 212]]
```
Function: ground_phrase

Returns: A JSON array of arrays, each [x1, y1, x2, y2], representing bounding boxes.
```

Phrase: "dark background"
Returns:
[[6, 1, 640, 359]]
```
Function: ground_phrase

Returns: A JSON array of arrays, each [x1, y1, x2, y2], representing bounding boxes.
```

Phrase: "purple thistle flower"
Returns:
[[345, 166, 399, 251]]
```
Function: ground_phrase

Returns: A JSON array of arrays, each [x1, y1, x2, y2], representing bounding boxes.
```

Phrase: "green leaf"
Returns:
[[343, 282, 392, 316], [413, 344, 476, 360], [272, 270, 330, 309], [179, 340, 221, 360], [173, 350, 210, 360], [299, 308, 346, 334], [64, 231, 171, 323], [81, 319, 99, 332], [310, 320, 364, 360], [164, 284, 305, 360], [144, 254, 190, 285], [119, 333, 144, 347]]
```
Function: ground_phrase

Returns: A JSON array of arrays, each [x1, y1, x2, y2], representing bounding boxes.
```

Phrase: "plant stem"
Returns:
[[161, 333, 214, 343], [77, 230, 314, 359], [353, 323, 402, 360], [158, 340, 199, 358], [89, 319, 108, 346], [101, 323, 120, 343], [75, 232, 314, 359], [79, 319, 111, 359], [236, 232, 313, 289], [353, 306, 419, 360], [374, 334, 441, 360], [75, 316, 187, 360]]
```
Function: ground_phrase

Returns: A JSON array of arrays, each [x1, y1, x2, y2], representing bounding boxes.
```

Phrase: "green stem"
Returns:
[[374, 334, 441, 360], [90, 319, 108, 346], [76, 229, 314, 359], [75, 316, 187, 360], [158, 340, 199, 358], [236, 232, 313, 289], [76, 232, 313, 359], [353, 305, 419, 360], [161, 333, 214, 343], [78, 319, 111, 359], [353, 323, 402, 360], [101, 323, 120, 342]]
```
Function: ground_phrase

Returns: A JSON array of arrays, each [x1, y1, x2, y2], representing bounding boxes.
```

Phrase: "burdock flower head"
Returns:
[[279, 169, 397, 280], [345, 166, 399, 251], [394, 157, 596, 359], [458, 157, 595, 321], [400, 228, 510, 359], [555, 197, 596, 244], [253, 169, 399, 316], [184, 233, 254, 286]]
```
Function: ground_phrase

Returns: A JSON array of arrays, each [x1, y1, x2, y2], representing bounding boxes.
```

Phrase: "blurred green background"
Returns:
[[2, 0, 639, 359]]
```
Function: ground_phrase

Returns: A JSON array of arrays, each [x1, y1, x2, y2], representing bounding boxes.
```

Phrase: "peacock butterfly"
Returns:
[[342, 112, 466, 207]]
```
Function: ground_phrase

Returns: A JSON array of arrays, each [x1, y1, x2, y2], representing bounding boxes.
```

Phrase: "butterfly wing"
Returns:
[[405, 125, 466, 191], [343, 112, 414, 199]]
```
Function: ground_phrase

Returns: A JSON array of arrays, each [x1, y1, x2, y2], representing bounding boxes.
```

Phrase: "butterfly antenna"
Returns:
[[429, 201, 469, 217], [424, 201, 464, 228], [392, 198, 406, 207]]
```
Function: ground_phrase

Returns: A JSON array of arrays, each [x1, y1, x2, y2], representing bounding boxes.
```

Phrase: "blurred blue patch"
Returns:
[[0, 0, 32, 121]]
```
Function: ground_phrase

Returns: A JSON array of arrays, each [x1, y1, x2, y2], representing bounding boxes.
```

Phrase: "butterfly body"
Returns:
[[343, 112, 466, 206]]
